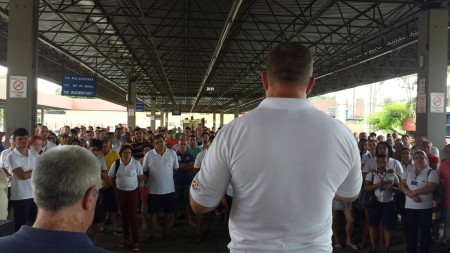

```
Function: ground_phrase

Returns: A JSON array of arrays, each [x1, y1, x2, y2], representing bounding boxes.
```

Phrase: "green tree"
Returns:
[[367, 102, 411, 134]]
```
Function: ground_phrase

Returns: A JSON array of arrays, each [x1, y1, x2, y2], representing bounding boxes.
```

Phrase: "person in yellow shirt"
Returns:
[[99, 138, 121, 236]]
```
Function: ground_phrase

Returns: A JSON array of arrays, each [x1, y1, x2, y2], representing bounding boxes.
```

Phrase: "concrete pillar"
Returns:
[[415, 9, 448, 157], [127, 82, 136, 128], [40, 108, 44, 125], [151, 98, 156, 130], [5, 0, 39, 135], [160, 110, 165, 128], [165, 111, 169, 128], [213, 113, 216, 130], [234, 101, 240, 119], [220, 110, 224, 127]]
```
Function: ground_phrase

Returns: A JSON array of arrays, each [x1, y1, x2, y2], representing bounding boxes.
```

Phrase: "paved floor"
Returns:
[[97, 212, 450, 253], [98, 215, 230, 253], [4, 210, 450, 252]]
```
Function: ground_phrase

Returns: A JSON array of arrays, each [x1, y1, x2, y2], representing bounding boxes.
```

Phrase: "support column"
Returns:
[[212, 113, 216, 130], [220, 110, 224, 128], [127, 82, 136, 128], [40, 108, 44, 125], [160, 110, 165, 128], [151, 97, 156, 130], [234, 101, 240, 119], [5, 0, 39, 135], [165, 111, 169, 128], [416, 9, 448, 157]]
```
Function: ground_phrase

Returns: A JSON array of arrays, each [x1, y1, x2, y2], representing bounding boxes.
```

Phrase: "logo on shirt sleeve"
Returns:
[[192, 179, 200, 192]]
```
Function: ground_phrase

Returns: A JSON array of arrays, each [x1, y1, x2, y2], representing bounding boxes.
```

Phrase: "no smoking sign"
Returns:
[[433, 96, 442, 106], [9, 76, 27, 98], [13, 80, 24, 91], [430, 93, 445, 113]]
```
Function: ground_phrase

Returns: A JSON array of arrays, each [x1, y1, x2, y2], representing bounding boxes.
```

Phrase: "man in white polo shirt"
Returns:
[[190, 42, 362, 253], [142, 134, 179, 241], [7, 128, 40, 231], [0, 135, 14, 217]]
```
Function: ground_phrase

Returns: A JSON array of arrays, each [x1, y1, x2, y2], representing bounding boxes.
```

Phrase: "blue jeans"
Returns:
[[405, 208, 432, 253], [11, 198, 37, 231]]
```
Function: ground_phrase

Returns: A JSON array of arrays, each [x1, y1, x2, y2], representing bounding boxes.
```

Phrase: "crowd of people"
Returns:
[[0, 123, 222, 251], [0, 42, 448, 253], [332, 131, 448, 253]]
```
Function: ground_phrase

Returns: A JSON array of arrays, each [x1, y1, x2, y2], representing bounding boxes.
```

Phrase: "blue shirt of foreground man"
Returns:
[[0, 146, 111, 253], [190, 42, 362, 253]]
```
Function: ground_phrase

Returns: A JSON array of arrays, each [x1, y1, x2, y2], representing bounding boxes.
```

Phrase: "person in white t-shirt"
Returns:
[[363, 154, 399, 253], [0, 136, 14, 215], [109, 144, 143, 251], [358, 138, 369, 157], [7, 128, 40, 231], [142, 134, 179, 241], [192, 136, 217, 242], [363, 142, 403, 178], [400, 150, 439, 253], [189, 42, 362, 253], [0, 159, 7, 219]]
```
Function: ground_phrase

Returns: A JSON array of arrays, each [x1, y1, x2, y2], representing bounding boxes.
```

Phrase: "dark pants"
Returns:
[[405, 208, 432, 253], [116, 188, 139, 243], [11, 198, 37, 231], [101, 187, 118, 213]]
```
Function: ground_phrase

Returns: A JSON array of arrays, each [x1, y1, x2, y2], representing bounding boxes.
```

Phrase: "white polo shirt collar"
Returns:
[[258, 97, 312, 110], [12, 148, 27, 158], [152, 147, 169, 156]]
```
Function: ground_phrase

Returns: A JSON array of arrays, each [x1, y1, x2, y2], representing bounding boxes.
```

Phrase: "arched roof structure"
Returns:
[[0, 0, 448, 113]]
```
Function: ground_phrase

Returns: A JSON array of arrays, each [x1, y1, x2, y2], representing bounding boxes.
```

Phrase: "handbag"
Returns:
[[357, 173, 377, 208]]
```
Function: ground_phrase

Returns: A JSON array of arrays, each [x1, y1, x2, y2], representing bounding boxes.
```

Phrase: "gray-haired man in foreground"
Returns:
[[0, 145, 112, 253]]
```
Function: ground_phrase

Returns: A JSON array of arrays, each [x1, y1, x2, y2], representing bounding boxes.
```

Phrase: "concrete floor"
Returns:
[[97, 215, 230, 253], [97, 212, 450, 253], [4, 209, 450, 252]]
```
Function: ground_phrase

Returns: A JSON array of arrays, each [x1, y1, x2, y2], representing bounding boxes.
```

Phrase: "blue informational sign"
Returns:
[[62, 76, 96, 97], [136, 101, 144, 112]]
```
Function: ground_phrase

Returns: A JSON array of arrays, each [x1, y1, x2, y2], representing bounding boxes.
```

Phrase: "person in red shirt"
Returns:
[[165, 130, 178, 149], [440, 144, 450, 245], [422, 141, 440, 170]]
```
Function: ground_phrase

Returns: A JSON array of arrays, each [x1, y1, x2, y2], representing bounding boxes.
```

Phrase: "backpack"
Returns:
[[114, 159, 120, 178], [111, 159, 120, 188]]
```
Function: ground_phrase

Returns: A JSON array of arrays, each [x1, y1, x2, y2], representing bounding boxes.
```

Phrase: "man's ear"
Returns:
[[305, 76, 315, 95], [261, 70, 269, 91], [82, 186, 97, 211]]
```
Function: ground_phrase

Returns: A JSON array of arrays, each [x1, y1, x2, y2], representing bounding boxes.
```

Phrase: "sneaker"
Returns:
[[98, 227, 108, 236], [113, 229, 124, 237]]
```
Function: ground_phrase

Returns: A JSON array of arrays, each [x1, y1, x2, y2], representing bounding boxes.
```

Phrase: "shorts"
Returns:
[[148, 192, 176, 214], [101, 187, 118, 213], [175, 184, 190, 205], [139, 187, 147, 202], [332, 198, 353, 211], [368, 201, 395, 229], [93, 191, 105, 224]]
